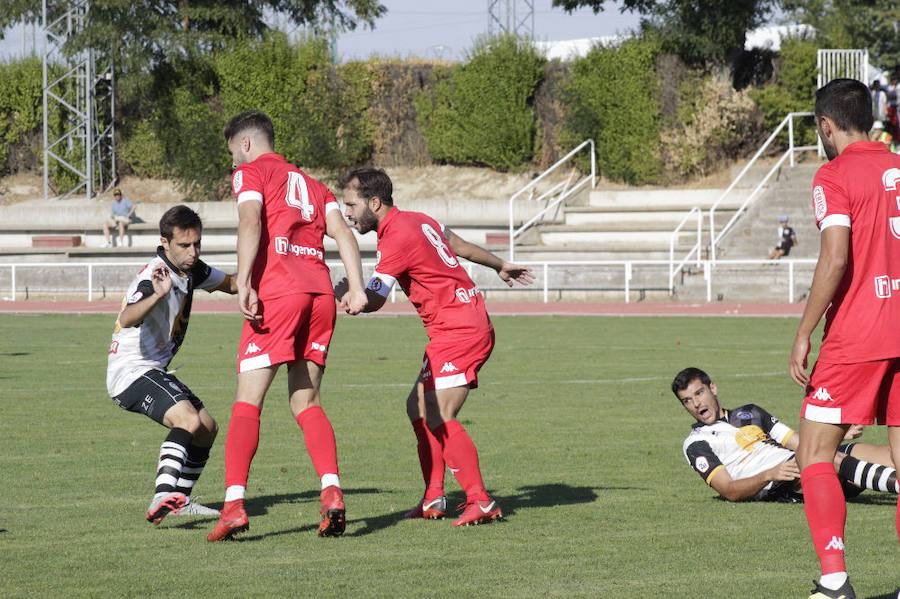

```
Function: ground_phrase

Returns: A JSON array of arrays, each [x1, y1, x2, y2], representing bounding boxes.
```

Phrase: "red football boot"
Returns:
[[207, 499, 249, 542], [453, 498, 503, 527], [318, 485, 346, 537], [404, 495, 447, 519]]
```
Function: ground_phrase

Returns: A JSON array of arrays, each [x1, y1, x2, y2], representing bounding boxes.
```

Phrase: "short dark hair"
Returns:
[[671, 367, 711, 397], [159, 205, 202, 240], [223, 110, 275, 147], [339, 167, 394, 206], [815, 78, 874, 134]]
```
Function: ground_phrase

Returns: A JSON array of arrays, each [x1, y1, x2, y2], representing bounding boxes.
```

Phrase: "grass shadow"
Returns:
[[346, 482, 602, 537], [494, 483, 600, 518]]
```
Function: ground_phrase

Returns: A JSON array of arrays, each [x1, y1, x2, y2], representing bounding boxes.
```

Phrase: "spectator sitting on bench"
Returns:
[[103, 188, 136, 248]]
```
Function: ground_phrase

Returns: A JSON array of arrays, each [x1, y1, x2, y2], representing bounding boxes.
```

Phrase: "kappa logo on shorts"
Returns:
[[245, 343, 261, 355], [813, 387, 834, 402], [439, 361, 458, 373]]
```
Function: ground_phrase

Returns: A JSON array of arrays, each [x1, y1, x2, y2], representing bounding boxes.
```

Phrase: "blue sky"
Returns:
[[0, 1, 641, 63]]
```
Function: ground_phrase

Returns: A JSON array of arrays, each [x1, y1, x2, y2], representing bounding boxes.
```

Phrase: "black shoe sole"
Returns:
[[318, 509, 346, 537], [221, 523, 249, 541]]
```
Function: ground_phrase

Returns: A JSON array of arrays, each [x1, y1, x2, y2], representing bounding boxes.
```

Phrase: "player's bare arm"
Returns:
[[789, 225, 850, 387], [444, 227, 535, 287], [212, 273, 239, 295], [118, 265, 172, 328], [325, 209, 367, 314], [709, 459, 800, 502], [236, 201, 262, 321]]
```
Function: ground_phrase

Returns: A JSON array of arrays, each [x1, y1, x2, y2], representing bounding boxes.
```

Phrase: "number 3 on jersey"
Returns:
[[421, 224, 458, 268], [285, 171, 314, 221]]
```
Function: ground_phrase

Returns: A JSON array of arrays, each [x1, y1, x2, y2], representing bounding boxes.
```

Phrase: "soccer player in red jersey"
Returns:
[[790, 78, 900, 599], [335, 167, 534, 526], [207, 111, 368, 542]]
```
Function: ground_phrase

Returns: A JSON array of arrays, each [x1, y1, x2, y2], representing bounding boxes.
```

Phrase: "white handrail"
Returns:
[[508, 139, 595, 261], [709, 112, 816, 263], [0, 258, 817, 304], [668, 207, 702, 293]]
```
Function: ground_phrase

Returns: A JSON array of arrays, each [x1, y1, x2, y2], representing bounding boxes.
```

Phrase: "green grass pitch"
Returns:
[[1, 313, 898, 597]]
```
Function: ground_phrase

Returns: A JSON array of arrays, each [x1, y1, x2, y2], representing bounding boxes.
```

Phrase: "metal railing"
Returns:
[[699, 258, 816, 303], [709, 111, 817, 263], [669, 207, 702, 294], [508, 139, 595, 261], [0, 258, 816, 305]]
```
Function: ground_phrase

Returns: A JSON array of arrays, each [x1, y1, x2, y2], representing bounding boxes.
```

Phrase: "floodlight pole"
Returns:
[[42, 0, 115, 201], [487, 0, 534, 38]]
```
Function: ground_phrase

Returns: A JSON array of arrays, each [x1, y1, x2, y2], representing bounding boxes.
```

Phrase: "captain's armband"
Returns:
[[367, 272, 396, 298]]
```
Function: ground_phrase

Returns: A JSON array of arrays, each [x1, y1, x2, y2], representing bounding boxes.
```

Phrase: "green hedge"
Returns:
[[217, 33, 373, 171], [749, 37, 819, 146], [0, 57, 92, 191], [414, 34, 543, 170], [0, 58, 43, 174], [560, 38, 662, 185]]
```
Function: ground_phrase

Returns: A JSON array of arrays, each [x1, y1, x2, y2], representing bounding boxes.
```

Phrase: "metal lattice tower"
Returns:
[[487, 0, 534, 38], [42, 0, 115, 201]]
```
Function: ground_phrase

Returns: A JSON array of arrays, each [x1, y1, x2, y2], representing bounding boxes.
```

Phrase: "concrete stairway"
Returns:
[[512, 188, 749, 262], [672, 160, 823, 302], [714, 162, 820, 260]]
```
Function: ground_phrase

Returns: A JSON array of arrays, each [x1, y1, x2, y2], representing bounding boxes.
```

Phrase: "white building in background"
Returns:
[[533, 24, 820, 62], [533, 35, 627, 61]]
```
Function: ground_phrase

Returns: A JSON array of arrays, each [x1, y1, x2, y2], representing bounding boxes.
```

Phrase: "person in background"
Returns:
[[102, 188, 136, 248]]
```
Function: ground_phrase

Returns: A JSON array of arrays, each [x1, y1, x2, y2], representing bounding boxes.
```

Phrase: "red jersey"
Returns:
[[231, 153, 337, 300], [812, 141, 900, 363], [373, 208, 492, 339]]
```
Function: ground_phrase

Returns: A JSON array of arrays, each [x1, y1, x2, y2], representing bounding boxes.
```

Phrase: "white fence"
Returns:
[[0, 258, 817, 304]]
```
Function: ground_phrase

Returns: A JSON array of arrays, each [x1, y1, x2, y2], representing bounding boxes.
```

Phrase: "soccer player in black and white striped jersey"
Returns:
[[107, 205, 238, 523]]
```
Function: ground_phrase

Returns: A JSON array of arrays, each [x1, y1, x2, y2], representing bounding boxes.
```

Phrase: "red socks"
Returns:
[[297, 405, 339, 478], [801, 461, 847, 575], [224, 401, 261, 488], [432, 420, 489, 502], [411, 418, 445, 498]]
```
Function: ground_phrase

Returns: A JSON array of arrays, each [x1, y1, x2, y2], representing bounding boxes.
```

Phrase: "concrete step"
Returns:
[[588, 188, 751, 210], [674, 262, 815, 302], [539, 229, 700, 249]]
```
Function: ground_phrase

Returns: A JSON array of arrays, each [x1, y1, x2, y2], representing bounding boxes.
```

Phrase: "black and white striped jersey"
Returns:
[[683, 404, 796, 498], [106, 247, 226, 397]]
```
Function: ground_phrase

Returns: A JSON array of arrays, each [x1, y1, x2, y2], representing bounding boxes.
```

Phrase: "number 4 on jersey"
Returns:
[[285, 171, 314, 221]]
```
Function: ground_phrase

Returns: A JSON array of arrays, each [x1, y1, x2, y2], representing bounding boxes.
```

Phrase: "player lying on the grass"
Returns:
[[106, 205, 237, 523], [673, 367, 898, 502], [334, 166, 534, 526]]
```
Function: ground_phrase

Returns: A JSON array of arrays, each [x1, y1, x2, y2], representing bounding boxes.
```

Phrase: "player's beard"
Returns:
[[356, 207, 379, 234], [821, 136, 838, 160]]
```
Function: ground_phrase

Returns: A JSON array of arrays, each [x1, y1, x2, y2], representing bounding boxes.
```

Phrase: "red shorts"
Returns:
[[237, 293, 336, 373], [801, 358, 900, 425], [420, 328, 495, 392]]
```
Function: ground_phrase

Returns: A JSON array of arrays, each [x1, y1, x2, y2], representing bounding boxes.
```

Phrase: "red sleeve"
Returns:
[[375, 231, 407, 279], [232, 163, 263, 204], [812, 165, 850, 229]]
